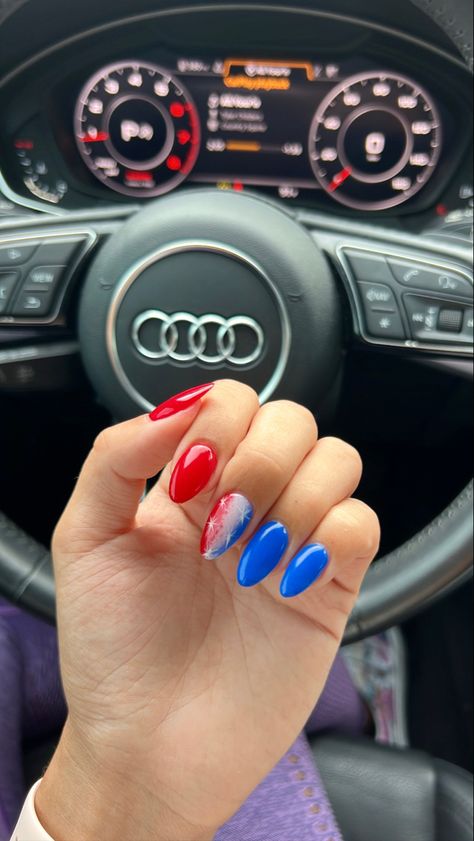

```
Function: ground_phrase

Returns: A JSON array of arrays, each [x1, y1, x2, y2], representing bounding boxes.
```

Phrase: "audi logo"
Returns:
[[131, 310, 265, 366]]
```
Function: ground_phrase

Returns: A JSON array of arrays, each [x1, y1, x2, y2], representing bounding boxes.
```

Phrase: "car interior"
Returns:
[[0, 1, 472, 839]]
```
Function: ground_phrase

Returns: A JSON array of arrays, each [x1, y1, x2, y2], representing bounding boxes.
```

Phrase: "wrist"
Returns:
[[35, 719, 215, 841]]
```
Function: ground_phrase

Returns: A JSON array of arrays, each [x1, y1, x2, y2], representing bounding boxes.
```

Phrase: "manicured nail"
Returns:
[[149, 383, 214, 421], [280, 544, 329, 598], [237, 521, 289, 587], [169, 444, 217, 503], [201, 493, 254, 560]]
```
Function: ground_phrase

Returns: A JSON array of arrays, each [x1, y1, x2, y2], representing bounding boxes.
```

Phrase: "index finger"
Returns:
[[53, 383, 214, 555]]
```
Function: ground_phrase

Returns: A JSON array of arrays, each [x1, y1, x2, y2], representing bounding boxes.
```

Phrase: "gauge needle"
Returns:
[[80, 132, 110, 143], [328, 167, 352, 192]]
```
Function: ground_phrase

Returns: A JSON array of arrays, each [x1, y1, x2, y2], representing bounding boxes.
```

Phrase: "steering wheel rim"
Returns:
[[0, 0, 472, 641]]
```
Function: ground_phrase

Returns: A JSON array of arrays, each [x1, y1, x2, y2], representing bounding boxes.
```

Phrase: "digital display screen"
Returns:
[[180, 57, 338, 195]]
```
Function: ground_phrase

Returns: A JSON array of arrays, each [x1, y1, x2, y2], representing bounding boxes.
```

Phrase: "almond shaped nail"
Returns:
[[280, 544, 329, 598], [169, 443, 217, 503], [237, 521, 289, 587], [201, 493, 254, 560], [149, 383, 214, 422]]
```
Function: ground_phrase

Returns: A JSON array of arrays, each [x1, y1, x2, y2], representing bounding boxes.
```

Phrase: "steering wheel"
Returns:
[[0, 0, 472, 642]]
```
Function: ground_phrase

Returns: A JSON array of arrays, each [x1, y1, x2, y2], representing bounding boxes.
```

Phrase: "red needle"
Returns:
[[328, 167, 352, 192], [80, 132, 110, 143]]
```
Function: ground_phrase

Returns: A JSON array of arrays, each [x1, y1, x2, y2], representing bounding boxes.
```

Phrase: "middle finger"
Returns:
[[200, 401, 318, 560]]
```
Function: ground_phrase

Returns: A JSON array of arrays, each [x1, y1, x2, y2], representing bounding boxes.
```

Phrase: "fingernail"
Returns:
[[169, 444, 217, 503], [237, 521, 289, 587], [149, 383, 214, 421], [280, 544, 329, 598], [201, 493, 254, 560]]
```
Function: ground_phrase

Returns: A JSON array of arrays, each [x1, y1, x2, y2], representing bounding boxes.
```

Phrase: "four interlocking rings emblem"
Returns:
[[131, 310, 265, 366]]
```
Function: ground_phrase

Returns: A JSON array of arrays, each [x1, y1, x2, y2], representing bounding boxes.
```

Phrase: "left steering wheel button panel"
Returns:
[[0, 232, 96, 322]]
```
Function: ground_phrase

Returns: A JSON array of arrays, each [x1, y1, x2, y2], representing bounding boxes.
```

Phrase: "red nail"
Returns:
[[149, 383, 214, 421], [169, 444, 218, 503]]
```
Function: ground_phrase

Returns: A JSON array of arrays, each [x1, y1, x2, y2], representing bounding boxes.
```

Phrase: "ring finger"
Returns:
[[236, 436, 363, 587]]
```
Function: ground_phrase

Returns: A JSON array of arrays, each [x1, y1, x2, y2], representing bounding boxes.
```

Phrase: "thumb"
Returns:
[[53, 384, 214, 555]]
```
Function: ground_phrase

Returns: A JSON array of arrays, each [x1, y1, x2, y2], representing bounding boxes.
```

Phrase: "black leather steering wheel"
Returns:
[[0, 0, 472, 642]]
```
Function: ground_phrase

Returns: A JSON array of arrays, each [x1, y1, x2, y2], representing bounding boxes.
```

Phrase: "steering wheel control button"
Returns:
[[11, 290, 52, 317], [0, 243, 38, 267], [364, 308, 405, 340], [388, 259, 473, 298], [404, 295, 439, 338], [0, 272, 19, 314], [438, 308, 463, 333], [402, 295, 472, 345], [358, 282, 397, 313], [23, 265, 66, 293], [344, 250, 393, 285]]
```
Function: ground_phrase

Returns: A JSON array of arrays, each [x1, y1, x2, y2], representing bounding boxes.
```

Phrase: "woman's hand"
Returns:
[[36, 381, 380, 841]]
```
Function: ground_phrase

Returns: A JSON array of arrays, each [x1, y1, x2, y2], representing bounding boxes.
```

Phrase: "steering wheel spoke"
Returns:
[[307, 216, 473, 359]]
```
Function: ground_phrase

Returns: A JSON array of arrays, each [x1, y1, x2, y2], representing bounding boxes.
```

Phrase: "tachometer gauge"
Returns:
[[309, 71, 442, 210], [74, 61, 200, 197]]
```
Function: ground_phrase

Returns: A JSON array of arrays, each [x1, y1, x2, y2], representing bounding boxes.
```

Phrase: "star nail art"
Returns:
[[201, 493, 254, 560]]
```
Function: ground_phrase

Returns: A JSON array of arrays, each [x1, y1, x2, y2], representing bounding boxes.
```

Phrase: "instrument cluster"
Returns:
[[0, 49, 470, 216]]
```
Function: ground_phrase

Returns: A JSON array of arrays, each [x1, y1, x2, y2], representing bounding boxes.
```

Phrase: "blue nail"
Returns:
[[237, 521, 289, 587], [280, 544, 329, 598]]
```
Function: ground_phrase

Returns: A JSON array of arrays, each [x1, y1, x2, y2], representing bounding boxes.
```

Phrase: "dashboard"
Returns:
[[0, 6, 472, 223]]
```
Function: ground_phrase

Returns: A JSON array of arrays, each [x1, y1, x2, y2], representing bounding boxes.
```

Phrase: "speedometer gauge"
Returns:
[[74, 61, 200, 197], [309, 71, 442, 210]]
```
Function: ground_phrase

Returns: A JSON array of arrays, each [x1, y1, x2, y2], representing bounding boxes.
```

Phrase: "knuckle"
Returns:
[[243, 446, 287, 487], [92, 426, 115, 457], [321, 437, 363, 478], [345, 500, 381, 559], [217, 379, 259, 410], [262, 400, 318, 441], [365, 507, 382, 558]]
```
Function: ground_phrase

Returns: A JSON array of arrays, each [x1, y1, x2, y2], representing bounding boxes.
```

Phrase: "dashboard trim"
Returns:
[[0, 3, 469, 95], [0, 169, 67, 216]]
